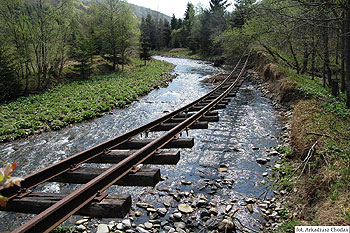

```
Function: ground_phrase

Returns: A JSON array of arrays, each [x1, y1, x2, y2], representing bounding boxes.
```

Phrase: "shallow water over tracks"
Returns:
[[0, 56, 282, 232]]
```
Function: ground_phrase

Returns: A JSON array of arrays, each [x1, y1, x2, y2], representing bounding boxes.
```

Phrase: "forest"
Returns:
[[1, 0, 349, 108]]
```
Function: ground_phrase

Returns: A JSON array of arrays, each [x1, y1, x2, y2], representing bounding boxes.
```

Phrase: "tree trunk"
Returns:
[[288, 39, 300, 74], [323, 20, 331, 87], [341, 11, 346, 92], [346, 6, 350, 108], [301, 42, 309, 74], [311, 35, 316, 80]]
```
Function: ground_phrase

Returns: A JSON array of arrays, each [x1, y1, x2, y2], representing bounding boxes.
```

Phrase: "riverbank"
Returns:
[[0, 59, 175, 142], [251, 51, 350, 231]]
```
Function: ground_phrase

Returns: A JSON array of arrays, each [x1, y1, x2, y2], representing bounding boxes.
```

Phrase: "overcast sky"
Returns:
[[127, 0, 235, 18]]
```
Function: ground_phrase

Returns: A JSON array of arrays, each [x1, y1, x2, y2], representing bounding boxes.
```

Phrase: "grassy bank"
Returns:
[[155, 48, 211, 61], [0, 59, 174, 142], [252, 52, 350, 230]]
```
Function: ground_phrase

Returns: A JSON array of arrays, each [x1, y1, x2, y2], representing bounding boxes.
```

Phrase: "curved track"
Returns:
[[1, 55, 249, 233]]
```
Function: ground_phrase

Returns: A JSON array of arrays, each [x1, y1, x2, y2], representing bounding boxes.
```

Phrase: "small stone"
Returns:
[[209, 207, 218, 216], [273, 190, 281, 195], [76, 225, 86, 232], [173, 212, 182, 219], [163, 202, 171, 208], [218, 219, 236, 232], [269, 151, 279, 156], [262, 172, 268, 177], [256, 158, 268, 165], [225, 205, 233, 213], [135, 211, 143, 217], [146, 208, 157, 213], [122, 219, 132, 228], [174, 222, 186, 229], [261, 180, 266, 185], [181, 180, 192, 185], [280, 190, 287, 195], [144, 222, 153, 229], [196, 199, 208, 207], [116, 223, 125, 230], [136, 227, 150, 233], [247, 204, 254, 213], [178, 204, 194, 213], [274, 164, 281, 169], [157, 208, 167, 216], [75, 219, 88, 225], [136, 203, 151, 209], [218, 167, 228, 172], [96, 224, 109, 233], [253, 147, 259, 150], [200, 210, 210, 218], [245, 198, 256, 204]]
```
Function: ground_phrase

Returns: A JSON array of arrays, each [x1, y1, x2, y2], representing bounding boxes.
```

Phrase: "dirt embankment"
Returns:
[[250, 51, 350, 227]]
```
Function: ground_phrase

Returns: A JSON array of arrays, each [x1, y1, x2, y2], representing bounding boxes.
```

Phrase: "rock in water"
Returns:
[[178, 204, 194, 213], [218, 219, 236, 232]]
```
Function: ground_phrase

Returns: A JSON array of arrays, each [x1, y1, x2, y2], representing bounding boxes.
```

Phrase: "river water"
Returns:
[[0, 56, 282, 232]]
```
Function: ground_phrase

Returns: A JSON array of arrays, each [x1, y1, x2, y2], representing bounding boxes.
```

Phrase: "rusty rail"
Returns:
[[2, 55, 249, 233]]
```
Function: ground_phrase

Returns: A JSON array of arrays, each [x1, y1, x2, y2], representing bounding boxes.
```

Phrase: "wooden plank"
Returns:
[[165, 115, 219, 123], [189, 104, 226, 112], [150, 122, 208, 131], [1, 193, 131, 218], [117, 138, 194, 149], [50, 167, 161, 187], [175, 111, 218, 118], [88, 150, 180, 165]]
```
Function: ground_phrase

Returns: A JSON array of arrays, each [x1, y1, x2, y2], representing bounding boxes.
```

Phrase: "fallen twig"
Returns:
[[307, 132, 350, 140]]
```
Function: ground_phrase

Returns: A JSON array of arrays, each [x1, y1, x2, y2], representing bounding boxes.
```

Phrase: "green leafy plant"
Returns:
[[0, 162, 23, 207]]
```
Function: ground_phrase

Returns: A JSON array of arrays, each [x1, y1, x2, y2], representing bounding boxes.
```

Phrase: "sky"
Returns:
[[127, 0, 235, 18]]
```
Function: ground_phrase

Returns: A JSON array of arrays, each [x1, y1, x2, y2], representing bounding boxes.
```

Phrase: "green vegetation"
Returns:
[[156, 48, 206, 61], [0, 59, 174, 142]]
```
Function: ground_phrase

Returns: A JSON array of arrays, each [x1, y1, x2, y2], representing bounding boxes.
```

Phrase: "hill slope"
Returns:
[[74, 0, 171, 21]]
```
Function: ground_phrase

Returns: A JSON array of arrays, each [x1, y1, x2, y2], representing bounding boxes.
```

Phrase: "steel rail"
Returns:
[[13, 56, 249, 233], [0, 56, 244, 200]]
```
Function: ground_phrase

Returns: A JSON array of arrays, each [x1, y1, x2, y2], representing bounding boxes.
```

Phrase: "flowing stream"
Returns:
[[0, 56, 282, 232]]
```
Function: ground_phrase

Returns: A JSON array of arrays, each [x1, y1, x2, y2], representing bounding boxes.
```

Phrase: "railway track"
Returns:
[[0, 55, 249, 233]]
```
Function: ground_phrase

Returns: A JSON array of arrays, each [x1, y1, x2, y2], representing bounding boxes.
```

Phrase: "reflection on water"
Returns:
[[0, 56, 281, 232]]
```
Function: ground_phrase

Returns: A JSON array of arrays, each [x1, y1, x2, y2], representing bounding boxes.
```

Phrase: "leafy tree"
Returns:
[[0, 45, 21, 101]]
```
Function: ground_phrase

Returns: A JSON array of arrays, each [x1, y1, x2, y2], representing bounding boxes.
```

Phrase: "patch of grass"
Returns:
[[274, 219, 299, 233], [51, 226, 77, 233], [0, 59, 175, 142]]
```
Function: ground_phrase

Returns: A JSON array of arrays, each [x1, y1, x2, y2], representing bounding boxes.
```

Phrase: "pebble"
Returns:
[[96, 224, 109, 233], [262, 172, 268, 177], [196, 199, 208, 207], [76, 225, 86, 232], [209, 207, 218, 216], [136, 203, 151, 209], [173, 212, 182, 219], [244, 198, 255, 204], [75, 219, 89, 225], [178, 204, 194, 213], [135, 211, 143, 217], [136, 227, 150, 233], [247, 204, 254, 213], [144, 222, 153, 229], [122, 219, 132, 228], [157, 208, 167, 216], [174, 222, 186, 229], [116, 223, 125, 230], [181, 180, 192, 185], [218, 167, 228, 172], [218, 219, 235, 232], [256, 158, 268, 165]]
